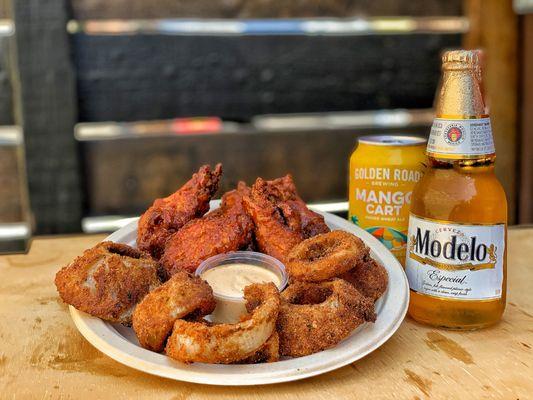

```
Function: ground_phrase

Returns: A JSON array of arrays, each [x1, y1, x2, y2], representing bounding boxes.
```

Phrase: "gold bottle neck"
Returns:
[[427, 49, 495, 162], [435, 67, 487, 117]]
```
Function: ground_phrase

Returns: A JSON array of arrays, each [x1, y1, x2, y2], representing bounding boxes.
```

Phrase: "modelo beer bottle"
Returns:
[[406, 50, 507, 329]]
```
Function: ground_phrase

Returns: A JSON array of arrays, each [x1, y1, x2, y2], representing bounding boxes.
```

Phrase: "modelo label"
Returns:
[[428, 117, 495, 157], [405, 214, 504, 300]]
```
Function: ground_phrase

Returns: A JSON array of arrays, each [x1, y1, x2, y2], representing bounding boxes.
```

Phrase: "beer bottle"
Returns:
[[406, 50, 507, 329]]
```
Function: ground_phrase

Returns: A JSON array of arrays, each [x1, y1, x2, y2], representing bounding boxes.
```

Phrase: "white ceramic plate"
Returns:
[[70, 208, 409, 385]]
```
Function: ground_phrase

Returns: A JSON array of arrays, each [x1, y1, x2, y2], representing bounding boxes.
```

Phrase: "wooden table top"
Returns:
[[0, 229, 531, 399]]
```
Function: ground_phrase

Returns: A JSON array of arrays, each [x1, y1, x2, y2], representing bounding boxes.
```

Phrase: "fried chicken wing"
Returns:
[[137, 164, 222, 259], [55, 242, 161, 325], [243, 178, 304, 264], [264, 175, 330, 238], [160, 182, 254, 277]]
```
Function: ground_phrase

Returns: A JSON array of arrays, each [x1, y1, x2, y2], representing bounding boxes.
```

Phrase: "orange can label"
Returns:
[[348, 136, 426, 265]]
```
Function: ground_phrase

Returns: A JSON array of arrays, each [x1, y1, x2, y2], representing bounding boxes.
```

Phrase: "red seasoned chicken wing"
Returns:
[[243, 178, 304, 265], [263, 175, 330, 238], [137, 164, 222, 259], [160, 182, 254, 277]]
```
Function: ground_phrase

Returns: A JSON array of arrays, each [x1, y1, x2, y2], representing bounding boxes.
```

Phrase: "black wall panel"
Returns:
[[73, 33, 461, 123], [0, 36, 13, 125], [13, 0, 82, 233], [70, 0, 463, 19]]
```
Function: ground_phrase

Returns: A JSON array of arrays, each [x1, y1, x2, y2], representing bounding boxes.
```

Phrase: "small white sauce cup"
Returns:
[[195, 251, 288, 323]]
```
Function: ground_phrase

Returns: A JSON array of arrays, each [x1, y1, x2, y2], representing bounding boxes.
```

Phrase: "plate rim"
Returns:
[[69, 209, 409, 386]]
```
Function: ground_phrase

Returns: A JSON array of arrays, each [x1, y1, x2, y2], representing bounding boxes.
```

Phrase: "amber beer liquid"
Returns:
[[349, 136, 426, 265], [407, 50, 507, 329]]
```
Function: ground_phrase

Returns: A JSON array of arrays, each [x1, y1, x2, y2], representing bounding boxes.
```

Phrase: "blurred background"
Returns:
[[0, 0, 531, 251]]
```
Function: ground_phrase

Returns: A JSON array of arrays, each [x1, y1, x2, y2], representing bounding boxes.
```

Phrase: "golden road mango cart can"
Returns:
[[349, 135, 426, 265]]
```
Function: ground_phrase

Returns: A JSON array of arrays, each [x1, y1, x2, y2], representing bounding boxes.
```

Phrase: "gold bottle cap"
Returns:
[[442, 49, 484, 68]]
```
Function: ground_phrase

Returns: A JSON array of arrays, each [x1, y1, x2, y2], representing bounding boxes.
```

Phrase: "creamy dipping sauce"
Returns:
[[201, 263, 281, 298]]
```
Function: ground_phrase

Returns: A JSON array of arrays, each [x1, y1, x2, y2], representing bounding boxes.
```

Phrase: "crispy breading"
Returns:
[[277, 279, 376, 357], [264, 175, 330, 238], [54, 163, 387, 365], [165, 283, 280, 364], [132, 271, 216, 352], [236, 332, 280, 364], [55, 241, 160, 325], [137, 164, 222, 259], [243, 178, 304, 265], [160, 182, 253, 277], [286, 230, 369, 282], [338, 255, 389, 302]]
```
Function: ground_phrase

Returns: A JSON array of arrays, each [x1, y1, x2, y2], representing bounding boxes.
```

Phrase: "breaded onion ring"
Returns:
[[165, 282, 280, 364], [235, 332, 280, 364], [339, 255, 388, 302], [55, 241, 160, 325], [132, 271, 216, 352], [277, 279, 375, 357], [286, 231, 369, 282]]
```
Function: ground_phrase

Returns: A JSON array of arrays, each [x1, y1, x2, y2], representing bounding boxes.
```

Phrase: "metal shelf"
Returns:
[[68, 16, 468, 36]]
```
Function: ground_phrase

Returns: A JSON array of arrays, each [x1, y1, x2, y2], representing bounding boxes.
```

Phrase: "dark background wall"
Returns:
[[0, 138, 23, 223], [74, 33, 459, 123], [0, 36, 13, 125], [69, 0, 462, 18], [4, 0, 530, 231], [0, 10, 20, 229], [11, 0, 82, 234], [6, 0, 468, 234]]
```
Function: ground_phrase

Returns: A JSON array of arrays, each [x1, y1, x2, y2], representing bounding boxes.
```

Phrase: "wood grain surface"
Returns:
[[0, 229, 531, 399]]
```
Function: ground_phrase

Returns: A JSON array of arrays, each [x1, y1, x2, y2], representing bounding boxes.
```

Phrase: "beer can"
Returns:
[[349, 135, 426, 265]]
